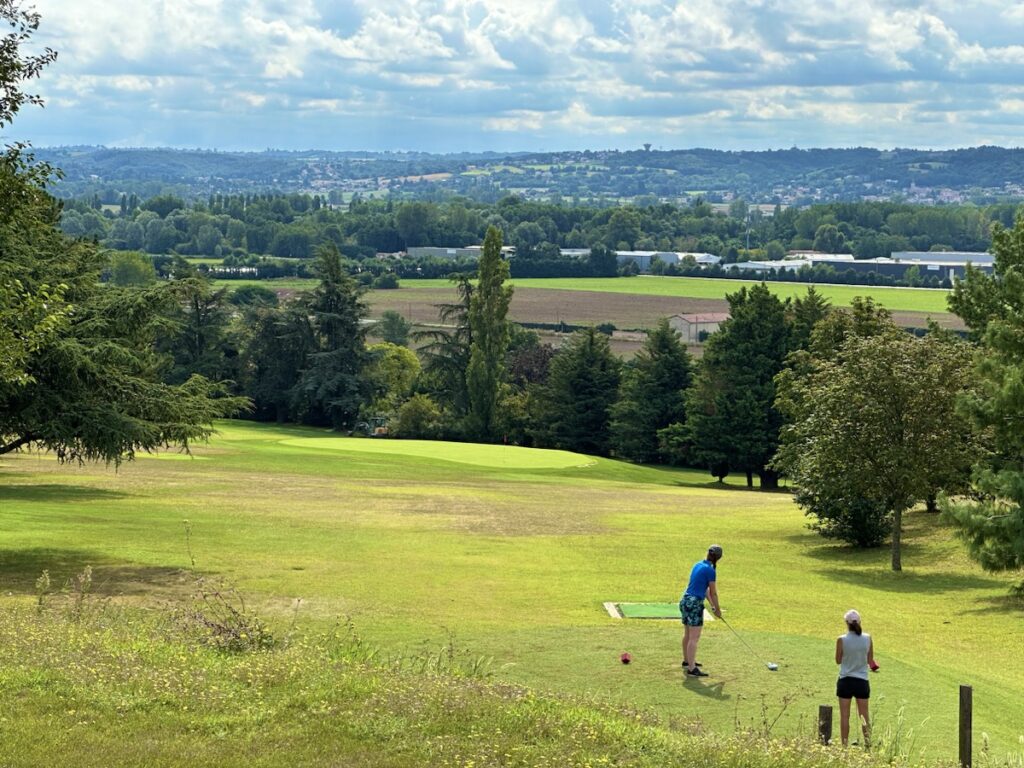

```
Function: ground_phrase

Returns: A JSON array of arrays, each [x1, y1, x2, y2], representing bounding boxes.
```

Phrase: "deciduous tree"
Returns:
[[372, 309, 412, 346], [775, 325, 975, 570]]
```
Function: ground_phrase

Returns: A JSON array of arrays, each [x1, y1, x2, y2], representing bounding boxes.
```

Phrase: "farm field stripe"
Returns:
[[500, 277, 952, 314]]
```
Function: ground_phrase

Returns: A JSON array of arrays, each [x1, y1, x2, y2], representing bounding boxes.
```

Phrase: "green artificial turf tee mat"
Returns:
[[614, 602, 680, 619]]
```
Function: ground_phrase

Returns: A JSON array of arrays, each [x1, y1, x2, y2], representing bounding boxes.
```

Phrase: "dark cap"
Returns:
[[708, 545, 723, 559]]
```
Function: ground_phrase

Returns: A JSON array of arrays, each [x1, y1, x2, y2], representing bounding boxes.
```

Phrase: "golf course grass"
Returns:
[[2, 421, 1022, 763], [281, 436, 594, 469]]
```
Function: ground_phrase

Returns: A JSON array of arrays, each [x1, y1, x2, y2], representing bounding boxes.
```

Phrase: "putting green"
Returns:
[[279, 437, 594, 469]]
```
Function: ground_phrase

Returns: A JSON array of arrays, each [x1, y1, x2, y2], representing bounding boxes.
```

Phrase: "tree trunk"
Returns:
[[925, 493, 938, 514], [891, 508, 903, 571], [0, 434, 34, 455], [745, 470, 753, 488], [759, 468, 780, 490]]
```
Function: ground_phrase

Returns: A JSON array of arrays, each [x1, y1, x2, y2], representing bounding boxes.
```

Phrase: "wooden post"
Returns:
[[959, 685, 973, 768], [818, 704, 833, 745]]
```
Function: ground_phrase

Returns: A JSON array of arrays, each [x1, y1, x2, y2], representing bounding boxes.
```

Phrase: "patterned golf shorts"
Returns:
[[680, 595, 705, 626]]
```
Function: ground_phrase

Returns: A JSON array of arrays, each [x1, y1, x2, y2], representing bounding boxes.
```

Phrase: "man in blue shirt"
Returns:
[[680, 545, 723, 677]]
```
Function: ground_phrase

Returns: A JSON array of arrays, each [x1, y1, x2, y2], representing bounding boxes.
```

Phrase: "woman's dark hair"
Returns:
[[847, 620, 862, 636], [707, 545, 723, 569]]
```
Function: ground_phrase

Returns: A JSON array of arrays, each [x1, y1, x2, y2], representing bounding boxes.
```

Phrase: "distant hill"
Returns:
[[36, 145, 1024, 205]]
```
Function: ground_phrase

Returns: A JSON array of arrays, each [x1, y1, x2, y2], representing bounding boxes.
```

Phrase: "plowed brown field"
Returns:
[[367, 285, 964, 333]]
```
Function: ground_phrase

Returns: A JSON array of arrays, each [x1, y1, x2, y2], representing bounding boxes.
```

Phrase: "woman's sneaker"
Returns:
[[686, 667, 709, 677]]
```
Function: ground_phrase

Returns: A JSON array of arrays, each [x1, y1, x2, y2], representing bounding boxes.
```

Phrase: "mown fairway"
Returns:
[[2, 422, 1020, 759]]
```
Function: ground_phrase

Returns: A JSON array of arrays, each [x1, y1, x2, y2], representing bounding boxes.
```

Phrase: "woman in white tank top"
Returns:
[[834, 609, 877, 747]]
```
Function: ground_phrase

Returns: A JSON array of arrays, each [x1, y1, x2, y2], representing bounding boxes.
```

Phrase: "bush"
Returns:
[[372, 272, 400, 289], [393, 394, 444, 439], [107, 251, 156, 286], [229, 284, 279, 307], [797, 491, 892, 548]]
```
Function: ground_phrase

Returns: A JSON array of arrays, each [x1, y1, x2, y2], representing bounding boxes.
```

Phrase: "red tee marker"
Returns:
[[620, 652, 632, 665]]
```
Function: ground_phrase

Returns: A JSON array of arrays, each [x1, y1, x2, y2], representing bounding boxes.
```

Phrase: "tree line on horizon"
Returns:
[[59, 190, 1024, 286]]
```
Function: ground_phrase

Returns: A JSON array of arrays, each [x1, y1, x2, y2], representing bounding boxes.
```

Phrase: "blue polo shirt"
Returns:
[[683, 559, 716, 600]]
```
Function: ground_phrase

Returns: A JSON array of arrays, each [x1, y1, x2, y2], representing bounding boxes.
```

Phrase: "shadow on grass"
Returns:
[[672, 481, 794, 495], [0, 483, 131, 504], [786, 511, 958, 565], [784, 534, 930, 566], [683, 675, 730, 700], [957, 591, 1024, 616], [0, 548, 189, 597], [814, 565, 1001, 594]]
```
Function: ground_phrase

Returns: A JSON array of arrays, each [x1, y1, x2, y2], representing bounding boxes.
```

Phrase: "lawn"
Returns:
[[3, 422, 1020, 761]]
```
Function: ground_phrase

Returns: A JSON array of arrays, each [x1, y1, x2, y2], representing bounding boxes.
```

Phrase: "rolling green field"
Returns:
[[2, 422, 1021, 762], [215, 276, 952, 315]]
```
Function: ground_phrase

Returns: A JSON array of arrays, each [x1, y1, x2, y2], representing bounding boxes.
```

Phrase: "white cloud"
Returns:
[[19, 0, 1024, 151]]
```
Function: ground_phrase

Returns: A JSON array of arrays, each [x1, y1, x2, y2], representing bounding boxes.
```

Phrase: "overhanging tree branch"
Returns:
[[0, 433, 35, 454]]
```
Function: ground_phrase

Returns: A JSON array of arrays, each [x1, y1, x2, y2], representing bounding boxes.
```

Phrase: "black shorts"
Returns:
[[836, 676, 870, 700]]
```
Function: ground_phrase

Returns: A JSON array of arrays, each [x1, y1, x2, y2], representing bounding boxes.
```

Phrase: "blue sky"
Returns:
[[18, 0, 1024, 151]]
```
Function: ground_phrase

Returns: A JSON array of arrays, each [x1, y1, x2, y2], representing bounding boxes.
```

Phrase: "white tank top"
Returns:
[[839, 631, 870, 680]]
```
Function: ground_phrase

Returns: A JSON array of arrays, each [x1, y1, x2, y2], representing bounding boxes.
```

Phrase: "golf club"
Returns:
[[718, 613, 778, 671]]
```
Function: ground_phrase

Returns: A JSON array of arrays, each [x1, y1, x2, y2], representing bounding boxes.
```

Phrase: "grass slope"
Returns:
[[1, 422, 1021, 762], [0, 605, 903, 768]]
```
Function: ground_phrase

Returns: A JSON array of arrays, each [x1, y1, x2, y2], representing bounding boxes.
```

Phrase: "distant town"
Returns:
[[38, 145, 1024, 206]]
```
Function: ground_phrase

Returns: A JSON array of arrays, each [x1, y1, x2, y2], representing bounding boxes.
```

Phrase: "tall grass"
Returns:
[[2, 573, 1019, 767]]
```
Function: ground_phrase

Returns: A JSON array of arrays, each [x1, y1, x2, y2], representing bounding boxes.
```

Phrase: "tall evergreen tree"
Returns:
[[943, 215, 1024, 589], [416, 273, 474, 417], [466, 225, 513, 440], [0, 4, 246, 463], [788, 286, 831, 350], [242, 304, 314, 423], [686, 284, 791, 488], [533, 328, 621, 456], [161, 259, 233, 384], [290, 245, 368, 429], [610, 318, 691, 463]]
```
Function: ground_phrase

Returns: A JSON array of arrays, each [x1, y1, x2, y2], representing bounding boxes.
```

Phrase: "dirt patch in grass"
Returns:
[[364, 479, 611, 536]]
